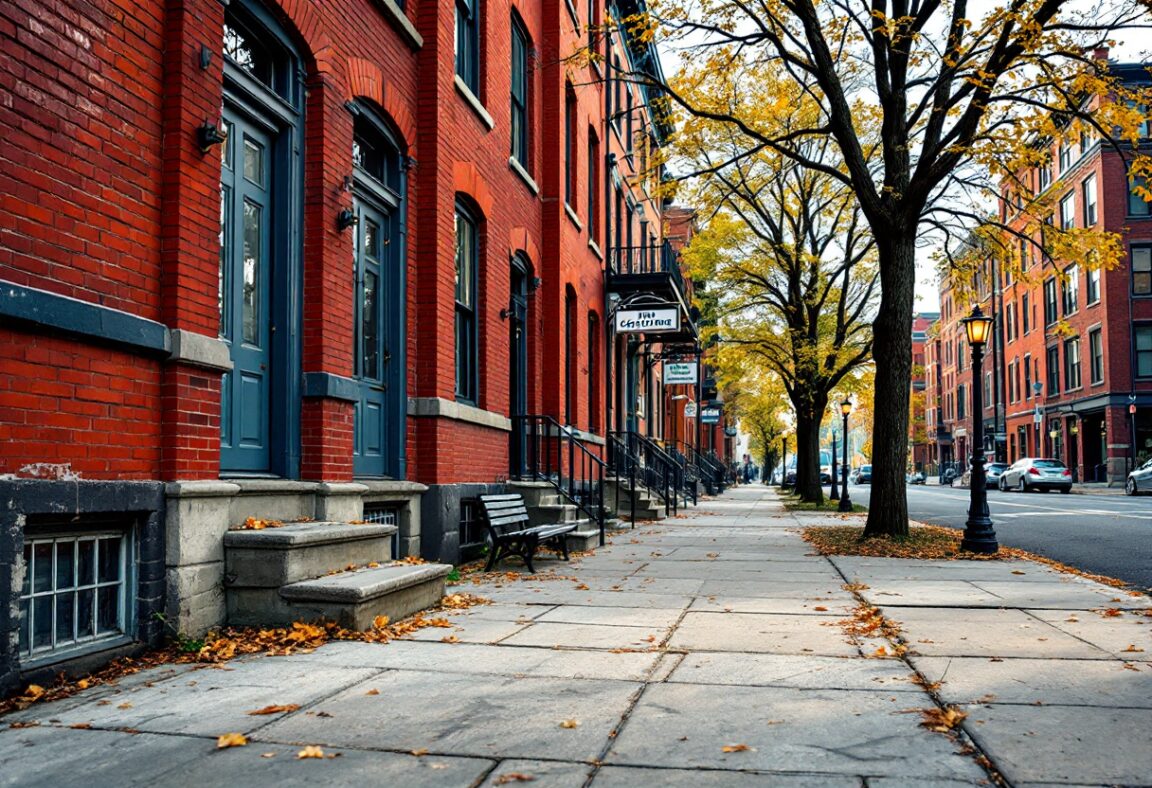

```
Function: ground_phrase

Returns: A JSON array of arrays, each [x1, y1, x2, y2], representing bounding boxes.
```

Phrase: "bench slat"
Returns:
[[488, 514, 531, 528]]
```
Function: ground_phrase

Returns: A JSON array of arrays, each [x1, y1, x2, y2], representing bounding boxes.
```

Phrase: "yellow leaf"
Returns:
[[247, 704, 300, 716], [217, 732, 249, 749], [76, 679, 90, 690], [493, 773, 537, 785], [441, 635, 460, 644], [296, 745, 325, 759], [22, 684, 45, 700], [365, 688, 380, 696], [373, 615, 390, 629], [722, 743, 751, 752], [117, 702, 132, 710], [410, 748, 429, 756], [559, 719, 580, 729]]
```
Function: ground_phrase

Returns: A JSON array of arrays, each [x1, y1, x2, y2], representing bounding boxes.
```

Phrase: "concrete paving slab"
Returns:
[[972, 581, 1152, 609], [593, 766, 863, 786], [856, 581, 1006, 607], [0, 726, 207, 788], [667, 652, 919, 691], [401, 617, 532, 644], [628, 562, 841, 580], [882, 607, 1112, 659], [689, 596, 854, 615], [911, 656, 1152, 707], [697, 579, 850, 598], [285, 640, 662, 681], [961, 703, 1152, 785], [1025, 608, 1152, 657], [828, 556, 1072, 583], [438, 603, 557, 622], [480, 586, 694, 609], [500, 622, 668, 649], [606, 683, 986, 780], [668, 611, 856, 656], [255, 670, 641, 762], [479, 759, 592, 787], [534, 605, 684, 629], [582, 576, 707, 595], [6, 660, 382, 735]]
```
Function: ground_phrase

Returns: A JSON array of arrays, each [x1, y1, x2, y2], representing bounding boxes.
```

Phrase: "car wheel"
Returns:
[[1126, 477, 1137, 496], [998, 476, 1007, 492], [1017, 476, 1027, 493]]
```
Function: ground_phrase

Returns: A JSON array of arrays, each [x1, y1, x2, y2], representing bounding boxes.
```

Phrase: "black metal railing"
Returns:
[[609, 431, 680, 516], [607, 432, 638, 525], [669, 441, 701, 506], [609, 241, 688, 296], [512, 415, 606, 545]]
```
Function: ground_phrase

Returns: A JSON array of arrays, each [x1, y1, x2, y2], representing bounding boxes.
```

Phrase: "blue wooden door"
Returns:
[[219, 109, 274, 472], [353, 199, 402, 477]]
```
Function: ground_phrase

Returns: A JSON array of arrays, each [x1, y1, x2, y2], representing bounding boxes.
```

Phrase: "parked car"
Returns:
[[985, 462, 1009, 490], [907, 471, 926, 485], [998, 458, 1073, 493], [1125, 458, 1152, 495], [856, 465, 872, 484]]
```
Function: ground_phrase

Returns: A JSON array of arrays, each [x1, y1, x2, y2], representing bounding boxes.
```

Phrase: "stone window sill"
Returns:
[[509, 157, 539, 195], [455, 75, 494, 130]]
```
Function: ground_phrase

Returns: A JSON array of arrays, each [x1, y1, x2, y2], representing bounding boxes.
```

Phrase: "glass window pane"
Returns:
[[78, 539, 95, 586], [56, 591, 74, 645], [242, 200, 262, 345], [364, 219, 379, 261], [33, 542, 52, 593], [219, 185, 232, 337], [21, 543, 31, 597], [243, 138, 264, 185], [221, 119, 233, 170], [362, 270, 379, 380], [1135, 272, 1151, 295], [18, 598, 29, 653], [98, 537, 121, 584], [77, 588, 95, 638], [33, 596, 52, 649], [97, 586, 121, 634], [56, 541, 75, 590]]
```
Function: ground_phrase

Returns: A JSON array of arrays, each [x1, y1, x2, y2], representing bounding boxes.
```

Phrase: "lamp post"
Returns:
[[838, 399, 853, 512], [960, 306, 998, 554], [830, 429, 840, 500], [780, 437, 788, 488]]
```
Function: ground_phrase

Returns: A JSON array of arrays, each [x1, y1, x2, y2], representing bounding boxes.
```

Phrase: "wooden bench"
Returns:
[[479, 493, 577, 573]]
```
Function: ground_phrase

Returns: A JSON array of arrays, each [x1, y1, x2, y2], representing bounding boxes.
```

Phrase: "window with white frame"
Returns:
[[1086, 267, 1100, 304], [20, 528, 130, 660], [455, 0, 480, 94], [1064, 337, 1081, 391], [1059, 192, 1075, 230], [1089, 328, 1104, 384], [1058, 144, 1071, 173], [1082, 174, 1097, 225], [1061, 266, 1079, 316]]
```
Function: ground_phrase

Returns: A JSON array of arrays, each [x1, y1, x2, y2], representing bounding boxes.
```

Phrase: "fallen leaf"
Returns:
[[813, 606, 828, 612], [410, 748, 429, 757], [559, 719, 580, 729], [1121, 644, 1145, 653], [574, 583, 590, 591], [69, 723, 92, 730], [920, 707, 968, 732], [1102, 608, 1123, 618], [9, 721, 40, 729], [247, 704, 300, 716], [441, 635, 460, 644], [373, 615, 390, 629], [1011, 570, 1026, 575], [494, 773, 536, 785], [76, 680, 90, 690], [217, 732, 249, 749], [117, 702, 133, 710], [261, 752, 277, 759], [296, 746, 325, 759], [721, 744, 751, 752], [365, 688, 380, 696]]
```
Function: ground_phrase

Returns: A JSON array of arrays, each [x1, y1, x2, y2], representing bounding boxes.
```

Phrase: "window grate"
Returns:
[[458, 498, 487, 562], [19, 530, 130, 659], [362, 504, 399, 558]]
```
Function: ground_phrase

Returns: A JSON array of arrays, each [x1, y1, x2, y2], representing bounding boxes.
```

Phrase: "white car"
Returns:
[[1126, 458, 1152, 495], [998, 457, 1073, 494]]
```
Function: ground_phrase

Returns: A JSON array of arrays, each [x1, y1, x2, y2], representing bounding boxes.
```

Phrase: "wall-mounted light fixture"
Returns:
[[196, 121, 228, 154], [199, 46, 212, 70], [336, 208, 359, 231]]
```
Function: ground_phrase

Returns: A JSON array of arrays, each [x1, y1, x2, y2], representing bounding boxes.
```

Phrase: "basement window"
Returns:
[[19, 525, 132, 662], [362, 504, 400, 558]]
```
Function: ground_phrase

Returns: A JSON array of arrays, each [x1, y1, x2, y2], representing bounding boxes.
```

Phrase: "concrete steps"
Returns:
[[604, 478, 664, 521], [223, 521, 450, 628]]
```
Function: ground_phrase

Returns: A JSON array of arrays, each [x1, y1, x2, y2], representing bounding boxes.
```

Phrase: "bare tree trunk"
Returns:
[[794, 413, 825, 503], [863, 234, 916, 537]]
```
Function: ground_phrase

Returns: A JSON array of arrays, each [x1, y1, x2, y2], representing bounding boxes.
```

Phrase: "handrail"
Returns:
[[607, 433, 637, 526], [668, 441, 700, 506], [610, 430, 678, 516], [512, 415, 606, 546], [609, 241, 688, 300]]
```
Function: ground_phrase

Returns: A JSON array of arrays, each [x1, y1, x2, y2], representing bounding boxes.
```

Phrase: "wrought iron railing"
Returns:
[[607, 432, 638, 525], [511, 415, 606, 545], [610, 431, 680, 516], [609, 241, 688, 297]]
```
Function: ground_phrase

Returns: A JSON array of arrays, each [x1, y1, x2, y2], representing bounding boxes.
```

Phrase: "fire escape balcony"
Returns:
[[608, 241, 698, 343]]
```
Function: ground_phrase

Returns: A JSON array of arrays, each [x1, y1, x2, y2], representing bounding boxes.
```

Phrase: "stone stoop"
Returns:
[[604, 479, 664, 521], [223, 521, 450, 629]]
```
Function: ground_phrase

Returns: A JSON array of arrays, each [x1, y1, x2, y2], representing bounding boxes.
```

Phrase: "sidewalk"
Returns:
[[3, 487, 1151, 786]]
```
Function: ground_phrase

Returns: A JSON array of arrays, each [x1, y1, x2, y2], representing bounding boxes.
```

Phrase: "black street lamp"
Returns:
[[838, 399, 853, 512], [779, 437, 787, 487], [830, 429, 840, 500], [960, 306, 998, 554]]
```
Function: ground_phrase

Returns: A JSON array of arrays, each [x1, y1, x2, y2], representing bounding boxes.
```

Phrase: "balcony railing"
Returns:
[[609, 241, 687, 296]]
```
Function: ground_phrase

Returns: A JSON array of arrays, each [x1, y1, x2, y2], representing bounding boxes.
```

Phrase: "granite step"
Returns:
[[223, 521, 396, 588], [228, 563, 451, 630]]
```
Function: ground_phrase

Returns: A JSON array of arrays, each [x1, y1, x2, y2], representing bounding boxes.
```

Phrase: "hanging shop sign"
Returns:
[[615, 307, 680, 333], [664, 361, 698, 384], [701, 407, 721, 424], [684, 402, 698, 419]]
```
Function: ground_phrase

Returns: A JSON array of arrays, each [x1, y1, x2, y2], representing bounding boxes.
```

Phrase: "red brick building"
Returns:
[[0, 0, 698, 686], [926, 64, 1152, 483], [909, 312, 938, 472]]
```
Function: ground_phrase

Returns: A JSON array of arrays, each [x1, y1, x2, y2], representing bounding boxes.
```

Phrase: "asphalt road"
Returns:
[[843, 482, 1152, 591]]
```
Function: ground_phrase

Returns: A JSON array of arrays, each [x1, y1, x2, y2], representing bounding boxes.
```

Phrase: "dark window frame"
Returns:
[[1046, 345, 1061, 395], [1043, 277, 1058, 325], [1132, 244, 1152, 296], [1136, 324, 1152, 379], [510, 14, 530, 170], [1089, 328, 1104, 385], [587, 128, 600, 245], [454, 201, 480, 404], [1063, 336, 1081, 391], [455, 0, 480, 94], [564, 84, 578, 207]]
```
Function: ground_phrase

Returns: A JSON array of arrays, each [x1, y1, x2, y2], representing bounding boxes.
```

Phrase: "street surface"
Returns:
[[3, 487, 1151, 787], [847, 483, 1152, 591]]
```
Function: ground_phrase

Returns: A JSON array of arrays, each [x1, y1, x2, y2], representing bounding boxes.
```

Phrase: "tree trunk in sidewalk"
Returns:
[[863, 235, 916, 538], [794, 413, 825, 503]]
